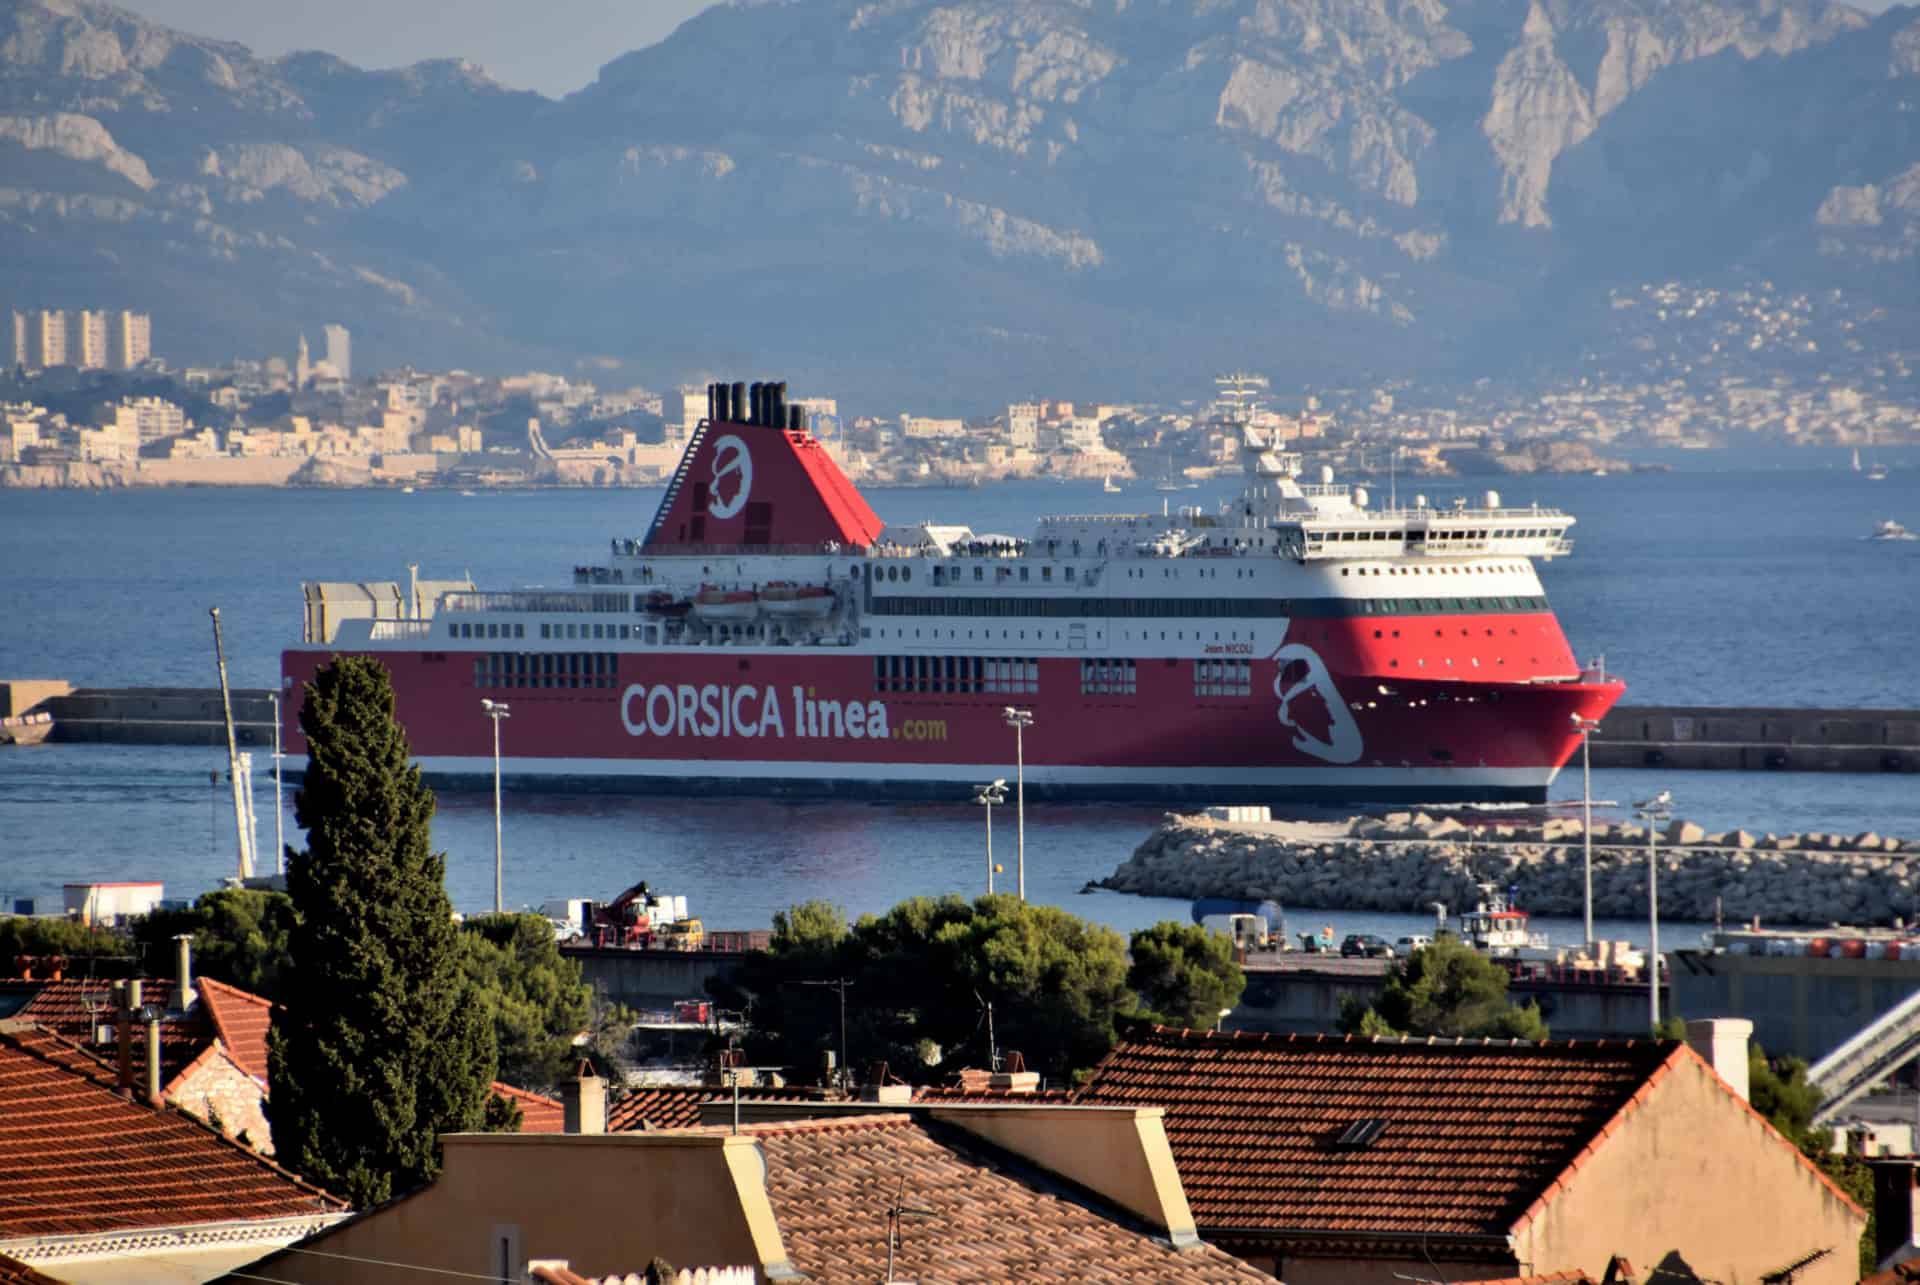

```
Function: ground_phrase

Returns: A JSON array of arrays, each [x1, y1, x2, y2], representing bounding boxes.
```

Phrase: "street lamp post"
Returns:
[[1002, 708, 1034, 900], [1634, 790, 1673, 1032], [1572, 714, 1602, 950], [973, 780, 1007, 896], [269, 692, 287, 877], [481, 699, 511, 914]]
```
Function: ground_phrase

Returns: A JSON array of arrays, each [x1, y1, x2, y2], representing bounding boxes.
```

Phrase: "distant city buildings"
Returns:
[[4, 307, 152, 370], [323, 323, 351, 383]]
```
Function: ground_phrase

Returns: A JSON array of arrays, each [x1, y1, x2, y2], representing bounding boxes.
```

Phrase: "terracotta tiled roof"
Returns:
[[912, 1085, 1076, 1103], [749, 1114, 1269, 1282], [607, 1085, 708, 1132], [0, 1252, 65, 1284], [493, 1081, 565, 1133], [196, 977, 272, 1080], [0, 1026, 344, 1236], [1074, 1028, 1678, 1242], [13, 978, 206, 1091]]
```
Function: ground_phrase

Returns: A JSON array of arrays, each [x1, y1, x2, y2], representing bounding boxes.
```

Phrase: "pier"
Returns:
[[2, 682, 275, 748]]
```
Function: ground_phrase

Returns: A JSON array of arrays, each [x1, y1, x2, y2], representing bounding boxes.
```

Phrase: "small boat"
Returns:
[[1452, 885, 1556, 962], [1102, 475, 1122, 493], [1868, 519, 1918, 542], [1867, 463, 1890, 481], [1154, 481, 1182, 493], [689, 585, 760, 623], [401, 485, 416, 494], [760, 582, 836, 619]]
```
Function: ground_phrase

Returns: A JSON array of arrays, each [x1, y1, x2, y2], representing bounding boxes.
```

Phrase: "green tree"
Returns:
[[267, 656, 496, 1208], [1127, 922, 1246, 1030], [459, 913, 593, 1091], [0, 915, 127, 963], [134, 888, 297, 1002], [716, 894, 1137, 1086], [1338, 938, 1549, 1040]]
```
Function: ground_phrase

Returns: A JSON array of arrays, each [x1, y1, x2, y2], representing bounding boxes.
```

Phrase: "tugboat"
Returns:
[[1452, 884, 1556, 961]]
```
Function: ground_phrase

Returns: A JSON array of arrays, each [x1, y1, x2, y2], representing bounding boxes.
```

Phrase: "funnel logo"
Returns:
[[1273, 643, 1363, 764], [708, 435, 752, 520]]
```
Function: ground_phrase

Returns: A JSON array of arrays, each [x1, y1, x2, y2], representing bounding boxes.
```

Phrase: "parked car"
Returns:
[[1341, 933, 1395, 959], [1394, 935, 1433, 955]]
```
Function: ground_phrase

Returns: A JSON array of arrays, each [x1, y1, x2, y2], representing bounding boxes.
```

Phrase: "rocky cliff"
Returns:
[[1, 0, 1913, 402]]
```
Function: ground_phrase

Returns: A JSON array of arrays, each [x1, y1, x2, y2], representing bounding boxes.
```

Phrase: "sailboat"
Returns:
[[1102, 474, 1122, 493], [1852, 448, 1862, 473]]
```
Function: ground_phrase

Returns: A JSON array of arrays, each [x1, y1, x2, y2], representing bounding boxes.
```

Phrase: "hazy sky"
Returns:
[[119, 0, 722, 97], [120, 0, 1910, 99]]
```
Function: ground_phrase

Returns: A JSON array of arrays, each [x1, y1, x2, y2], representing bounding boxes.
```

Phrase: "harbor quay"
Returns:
[[1101, 813, 1919, 928]]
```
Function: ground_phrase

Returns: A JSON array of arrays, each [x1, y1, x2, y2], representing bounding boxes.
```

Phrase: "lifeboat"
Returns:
[[689, 586, 760, 623], [759, 582, 836, 620], [643, 590, 692, 619]]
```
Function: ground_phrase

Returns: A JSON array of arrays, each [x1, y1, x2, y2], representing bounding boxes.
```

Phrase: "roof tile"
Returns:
[[0, 1026, 343, 1237], [196, 977, 273, 1081], [1074, 1028, 1676, 1241], [748, 1114, 1269, 1282]]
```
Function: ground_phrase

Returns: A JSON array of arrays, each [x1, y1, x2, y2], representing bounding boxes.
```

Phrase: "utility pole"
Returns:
[[209, 608, 255, 881], [1002, 708, 1034, 901], [1572, 714, 1602, 951], [793, 978, 854, 1094], [481, 699, 510, 913], [973, 780, 1006, 896], [1634, 791, 1673, 1031], [269, 691, 286, 876]]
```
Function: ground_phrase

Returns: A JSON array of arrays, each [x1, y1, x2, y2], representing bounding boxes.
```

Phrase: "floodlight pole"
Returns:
[[269, 692, 286, 876], [1572, 714, 1602, 951], [1635, 795, 1672, 1031], [1003, 708, 1034, 901], [481, 699, 510, 913]]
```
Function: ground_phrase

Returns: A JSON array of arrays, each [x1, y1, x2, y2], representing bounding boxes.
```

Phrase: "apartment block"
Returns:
[[75, 310, 110, 369]]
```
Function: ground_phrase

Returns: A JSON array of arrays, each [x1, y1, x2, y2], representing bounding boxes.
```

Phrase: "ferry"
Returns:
[[282, 378, 1624, 802]]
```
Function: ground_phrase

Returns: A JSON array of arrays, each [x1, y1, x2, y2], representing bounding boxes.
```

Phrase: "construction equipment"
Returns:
[[585, 881, 687, 950]]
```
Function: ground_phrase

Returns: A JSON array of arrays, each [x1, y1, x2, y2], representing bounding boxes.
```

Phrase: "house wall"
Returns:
[[1275, 1255, 1504, 1285], [225, 1134, 785, 1284], [1512, 1053, 1864, 1285], [169, 1048, 273, 1154]]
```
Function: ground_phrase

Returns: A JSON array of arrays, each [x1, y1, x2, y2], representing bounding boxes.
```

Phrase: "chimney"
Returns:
[[987, 1049, 1038, 1094], [114, 980, 134, 1093], [144, 1010, 163, 1105], [862, 1061, 911, 1106], [562, 1060, 605, 1135], [173, 934, 195, 1012], [1872, 1159, 1920, 1271], [1684, 1018, 1753, 1101]]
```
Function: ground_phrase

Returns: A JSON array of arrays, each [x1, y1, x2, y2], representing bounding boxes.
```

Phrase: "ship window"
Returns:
[[1042, 566, 1053, 581], [448, 623, 457, 638], [902, 567, 912, 583], [515, 624, 525, 638], [974, 566, 984, 581], [1080, 658, 1136, 696], [1194, 659, 1251, 698]]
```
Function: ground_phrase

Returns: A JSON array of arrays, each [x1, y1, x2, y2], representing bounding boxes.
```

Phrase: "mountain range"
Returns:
[[2, 0, 1916, 407]]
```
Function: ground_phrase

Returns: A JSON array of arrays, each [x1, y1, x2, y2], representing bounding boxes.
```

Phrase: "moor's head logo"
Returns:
[[1273, 643, 1363, 765], [708, 434, 753, 520]]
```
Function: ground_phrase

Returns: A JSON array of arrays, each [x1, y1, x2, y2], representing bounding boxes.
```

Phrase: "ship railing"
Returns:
[[369, 620, 436, 641], [637, 542, 876, 558]]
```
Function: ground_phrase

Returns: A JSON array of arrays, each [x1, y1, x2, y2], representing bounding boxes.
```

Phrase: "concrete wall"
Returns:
[[45, 687, 275, 747], [222, 1134, 783, 1285], [1513, 1052, 1863, 1285], [563, 946, 746, 1012], [1597, 705, 1920, 773], [1672, 950, 1920, 1061], [0, 679, 72, 718]]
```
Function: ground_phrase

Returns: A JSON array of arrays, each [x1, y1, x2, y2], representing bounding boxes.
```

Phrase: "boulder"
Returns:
[[1666, 819, 1707, 846], [1852, 832, 1883, 851], [1350, 817, 1389, 840], [1425, 817, 1469, 839], [1727, 829, 1757, 850]]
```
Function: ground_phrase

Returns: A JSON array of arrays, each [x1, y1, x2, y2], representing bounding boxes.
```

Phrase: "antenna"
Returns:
[[790, 978, 854, 1093], [882, 1177, 938, 1284]]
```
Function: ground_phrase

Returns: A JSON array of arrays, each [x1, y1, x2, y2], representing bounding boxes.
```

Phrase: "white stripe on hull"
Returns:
[[284, 754, 1556, 791]]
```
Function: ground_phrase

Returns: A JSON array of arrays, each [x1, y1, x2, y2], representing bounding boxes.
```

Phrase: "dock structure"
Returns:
[[1, 682, 274, 748], [1595, 703, 1920, 773]]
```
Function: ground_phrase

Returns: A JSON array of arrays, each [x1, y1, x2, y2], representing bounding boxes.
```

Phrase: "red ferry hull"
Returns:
[[281, 636, 1622, 804]]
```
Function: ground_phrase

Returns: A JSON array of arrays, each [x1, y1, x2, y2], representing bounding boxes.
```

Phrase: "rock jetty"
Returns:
[[1098, 813, 1917, 927]]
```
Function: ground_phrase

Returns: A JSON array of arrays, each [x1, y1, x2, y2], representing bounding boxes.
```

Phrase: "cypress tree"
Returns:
[[267, 656, 496, 1207]]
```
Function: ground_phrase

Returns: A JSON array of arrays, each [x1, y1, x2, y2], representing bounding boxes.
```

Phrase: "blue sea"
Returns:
[[2, 447, 1917, 948]]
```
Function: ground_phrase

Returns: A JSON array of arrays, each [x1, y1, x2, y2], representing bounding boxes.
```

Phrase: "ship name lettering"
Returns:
[[620, 682, 889, 741]]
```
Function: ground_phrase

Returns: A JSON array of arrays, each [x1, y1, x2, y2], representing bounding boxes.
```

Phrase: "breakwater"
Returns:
[[1099, 813, 1919, 928], [1596, 705, 1920, 774]]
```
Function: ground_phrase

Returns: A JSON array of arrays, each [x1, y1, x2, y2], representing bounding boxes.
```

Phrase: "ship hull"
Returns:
[[280, 643, 1619, 805]]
